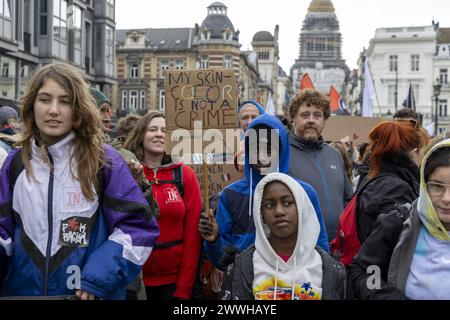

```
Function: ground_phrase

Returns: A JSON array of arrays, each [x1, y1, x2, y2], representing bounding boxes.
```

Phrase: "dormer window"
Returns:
[[202, 28, 210, 40], [130, 64, 139, 79]]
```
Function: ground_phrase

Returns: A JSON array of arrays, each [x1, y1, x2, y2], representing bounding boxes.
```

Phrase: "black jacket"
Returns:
[[219, 246, 347, 300], [349, 203, 416, 300], [356, 155, 419, 243]]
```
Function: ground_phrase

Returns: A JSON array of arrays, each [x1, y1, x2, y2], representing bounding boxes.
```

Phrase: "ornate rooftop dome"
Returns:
[[200, 2, 236, 39], [252, 31, 274, 42], [308, 0, 335, 13]]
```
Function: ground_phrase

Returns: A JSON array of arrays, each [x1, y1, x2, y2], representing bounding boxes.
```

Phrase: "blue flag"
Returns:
[[403, 83, 416, 110]]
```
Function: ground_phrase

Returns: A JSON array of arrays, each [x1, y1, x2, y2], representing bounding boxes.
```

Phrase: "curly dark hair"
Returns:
[[289, 89, 331, 121]]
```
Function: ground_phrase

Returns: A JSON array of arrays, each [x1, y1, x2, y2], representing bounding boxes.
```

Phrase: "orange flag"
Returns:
[[329, 85, 341, 112], [300, 73, 315, 91]]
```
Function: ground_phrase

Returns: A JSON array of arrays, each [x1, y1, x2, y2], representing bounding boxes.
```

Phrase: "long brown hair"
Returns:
[[124, 111, 165, 162], [18, 63, 104, 201], [368, 120, 430, 178]]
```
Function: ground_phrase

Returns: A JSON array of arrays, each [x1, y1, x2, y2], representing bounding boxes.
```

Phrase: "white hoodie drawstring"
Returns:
[[291, 256, 297, 300], [274, 259, 279, 300]]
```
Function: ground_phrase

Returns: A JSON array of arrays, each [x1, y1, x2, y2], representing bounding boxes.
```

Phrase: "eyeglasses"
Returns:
[[427, 182, 450, 197], [393, 118, 420, 131]]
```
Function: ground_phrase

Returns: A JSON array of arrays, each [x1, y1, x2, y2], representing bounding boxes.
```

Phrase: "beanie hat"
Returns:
[[237, 101, 265, 120], [0, 106, 19, 126], [89, 87, 110, 108]]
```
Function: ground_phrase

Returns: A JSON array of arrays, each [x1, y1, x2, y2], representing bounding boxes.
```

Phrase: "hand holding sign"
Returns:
[[199, 209, 218, 243]]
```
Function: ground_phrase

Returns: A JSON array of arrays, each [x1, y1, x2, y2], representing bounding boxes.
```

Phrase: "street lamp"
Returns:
[[434, 78, 442, 136]]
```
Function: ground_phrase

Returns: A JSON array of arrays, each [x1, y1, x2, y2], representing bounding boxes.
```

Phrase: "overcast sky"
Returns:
[[116, 0, 450, 73]]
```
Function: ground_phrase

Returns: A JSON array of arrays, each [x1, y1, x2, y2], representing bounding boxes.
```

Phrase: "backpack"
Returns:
[[330, 174, 390, 266], [152, 165, 184, 197]]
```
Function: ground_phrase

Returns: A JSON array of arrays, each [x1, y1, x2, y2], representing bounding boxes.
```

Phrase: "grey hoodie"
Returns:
[[288, 134, 354, 241]]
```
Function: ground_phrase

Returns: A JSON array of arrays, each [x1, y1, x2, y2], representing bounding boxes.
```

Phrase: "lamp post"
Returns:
[[434, 79, 442, 136]]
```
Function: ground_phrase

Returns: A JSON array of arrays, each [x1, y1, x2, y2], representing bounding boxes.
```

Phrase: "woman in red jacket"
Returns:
[[125, 111, 202, 300]]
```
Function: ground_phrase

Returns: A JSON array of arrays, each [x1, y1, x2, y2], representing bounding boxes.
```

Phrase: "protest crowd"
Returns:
[[1, 61, 450, 301]]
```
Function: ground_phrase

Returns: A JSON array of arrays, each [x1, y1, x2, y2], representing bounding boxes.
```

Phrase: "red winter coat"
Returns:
[[142, 162, 202, 299]]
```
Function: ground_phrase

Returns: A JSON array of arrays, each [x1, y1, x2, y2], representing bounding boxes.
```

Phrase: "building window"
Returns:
[[121, 90, 127, 110], [411, 55, 420, 72], [200, 56, 209, 69], [440, 69, 448, 84], [105, 25, 114, 76], [40, 0, 48, 35], [95, 25, 102, 59], [140, 90, 146, 110], [258, 52, 270, 60], [159, 90, 165, 111], [389, 55, 398, 72], [160, 60, 169, 78], [175, 60, 184, 70], [106, 0, 115, 20], [388, 85, 396, 105], [53, 0, 68, 58], [1, 62, 9, 78], [223, 55, 232, 69], [0, 0, 11, 18], [129, 90, 138, 110], [53, 0, 67, 41], [130, 64, 139, 79], [440, 100, 448, 117], [69, 5, 82, 65]]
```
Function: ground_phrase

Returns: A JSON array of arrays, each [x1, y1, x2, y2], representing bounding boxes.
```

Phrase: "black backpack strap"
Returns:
[[172, 165, 184, 198], [154, 165, 184, 198], [9, 149, 24, 189]]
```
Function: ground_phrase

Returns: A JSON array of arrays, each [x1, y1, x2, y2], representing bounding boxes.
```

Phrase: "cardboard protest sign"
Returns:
[[165, 69, 238, 131], [166, 128, 240, 198], [165, 69, 239, 206], [165, 128, 240, 161], [192, 164, 241, 197], [322, 116, 387, 144]]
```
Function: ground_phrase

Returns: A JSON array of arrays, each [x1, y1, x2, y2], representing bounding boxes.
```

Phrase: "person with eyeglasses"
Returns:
[[350, 140, 450, 299], [355, 121, 430, 244]]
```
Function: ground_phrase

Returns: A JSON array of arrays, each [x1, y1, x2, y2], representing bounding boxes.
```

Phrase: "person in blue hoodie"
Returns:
[[198, 114, 329, 271]]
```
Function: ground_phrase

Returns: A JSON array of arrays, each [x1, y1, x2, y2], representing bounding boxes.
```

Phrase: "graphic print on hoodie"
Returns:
[[204, 115, 329, 270], [252, 173, 323, 300]]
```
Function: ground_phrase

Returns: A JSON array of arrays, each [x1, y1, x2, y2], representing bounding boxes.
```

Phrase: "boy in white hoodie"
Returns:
[[220, 173, 347, 300]]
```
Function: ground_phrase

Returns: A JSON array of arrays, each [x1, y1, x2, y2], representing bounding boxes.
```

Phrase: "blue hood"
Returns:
[[244, 114, 289, 189], [238, 100, 265, 128]]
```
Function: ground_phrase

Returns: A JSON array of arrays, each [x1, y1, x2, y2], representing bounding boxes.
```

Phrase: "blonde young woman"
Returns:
[[0, 63, 159, 300]]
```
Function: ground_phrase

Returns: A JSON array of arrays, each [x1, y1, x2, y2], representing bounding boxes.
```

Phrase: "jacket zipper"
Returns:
[[44, 153, 55, 296], [150, 167, 159, 274]]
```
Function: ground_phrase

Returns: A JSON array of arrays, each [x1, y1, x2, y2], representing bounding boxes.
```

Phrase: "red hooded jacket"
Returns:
[[142, 162, 202, 299]]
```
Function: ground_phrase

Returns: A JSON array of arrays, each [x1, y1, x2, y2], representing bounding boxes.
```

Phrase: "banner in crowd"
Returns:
[[322, 116, 387, 144]]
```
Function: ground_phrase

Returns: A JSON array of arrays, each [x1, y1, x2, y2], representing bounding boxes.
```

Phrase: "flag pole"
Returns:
[[365, 59, 383, 115]]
